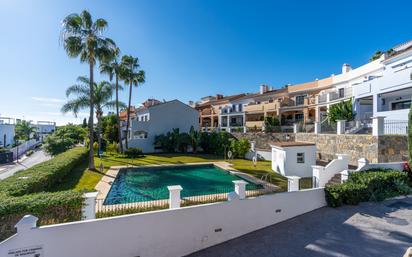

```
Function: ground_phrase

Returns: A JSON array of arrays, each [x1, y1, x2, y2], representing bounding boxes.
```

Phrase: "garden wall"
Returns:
[[295, 133, 408, 166], [0, 188, 325, 257], [231, 132, 295, 150]]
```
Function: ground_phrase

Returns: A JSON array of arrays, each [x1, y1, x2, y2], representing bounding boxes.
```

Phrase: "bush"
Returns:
[[0, 190, 83, 240], [0, 147, 88, 196], [200, 131, 234, 155], [325, 169, 410, 207], [43, 134, 76, 156], [230, 138, 250, 158], [124, 147, 143, 158], [25, 150, 34, 156]]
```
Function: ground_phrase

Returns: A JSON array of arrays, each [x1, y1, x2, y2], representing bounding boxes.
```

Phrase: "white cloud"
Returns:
[[31, 96, 65, 103]]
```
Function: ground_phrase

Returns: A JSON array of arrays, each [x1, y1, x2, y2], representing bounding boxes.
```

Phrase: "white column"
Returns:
[[286, 176, 300, 191], [82, 192, 99, 220], [293, 123, 299, 133], [314, 122, 321, 134], [311, 165, 325, 188], [336, 153, 349, 170], [233, 180, 248, 199], [168, 185, 183, 209], [357, 157, 369, 171], [372, 116, 385, 136], [336, 120, 346, 135], [15, 215, 38, 233]]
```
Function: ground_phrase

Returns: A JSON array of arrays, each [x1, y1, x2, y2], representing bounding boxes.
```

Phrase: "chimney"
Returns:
[[188, 100, 194, 106], [260, 84, 269, 94], [342, 63, 352, 74], [216, 94, 223, 100]]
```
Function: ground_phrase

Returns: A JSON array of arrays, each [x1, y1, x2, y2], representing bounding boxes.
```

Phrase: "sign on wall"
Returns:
[[8, 245, 43, 257]]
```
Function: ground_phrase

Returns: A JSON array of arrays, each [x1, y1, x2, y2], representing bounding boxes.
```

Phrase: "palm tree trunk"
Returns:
[[97, 111, 102, 156], [88, 60, 96, 170], [115, 75, 123, 153], [125, 81, 133, 149]]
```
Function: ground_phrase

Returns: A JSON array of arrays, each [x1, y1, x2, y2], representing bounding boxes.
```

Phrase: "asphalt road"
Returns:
[[0, 149, 51, 180], [188, 197, 412, 257]]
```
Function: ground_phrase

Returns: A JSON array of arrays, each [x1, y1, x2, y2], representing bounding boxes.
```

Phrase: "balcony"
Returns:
[[245, 120, 264, 128], [244, 103, 265, 113], [201, 108, 214, 116], [317, 87, 352, 104]]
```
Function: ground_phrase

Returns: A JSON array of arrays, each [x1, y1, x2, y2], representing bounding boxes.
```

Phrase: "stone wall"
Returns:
[[378, 135, 408, 163], [233, 132, 408, 166], [231, 132, 295, 150], [295, 133, 408, 166]]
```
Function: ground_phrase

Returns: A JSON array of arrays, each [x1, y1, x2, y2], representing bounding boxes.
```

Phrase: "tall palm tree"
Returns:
[[120, 55, 145, 149], [61, 76, 126, 154], [15, 120, 36, 141], [61, 10, 115, 170], [100, 47, 123, 153]]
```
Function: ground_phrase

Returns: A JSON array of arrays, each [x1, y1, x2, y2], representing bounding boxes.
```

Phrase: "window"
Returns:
[[295, 113, 304, 121], [133, 131, 148, 139], [295, 95, 305, 106], [391, 100, 411, 110], [297, 153, 305, 163], [338, 88, 345, 98], [144, 115, 148, 122]]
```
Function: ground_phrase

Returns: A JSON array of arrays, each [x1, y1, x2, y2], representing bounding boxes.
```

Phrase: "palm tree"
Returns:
[[15, 120, 36, 141], [100, 47, 123, 153], [120, 55, 145, 149], [61, 10, 116, 170], [61, 76, 126, 154]]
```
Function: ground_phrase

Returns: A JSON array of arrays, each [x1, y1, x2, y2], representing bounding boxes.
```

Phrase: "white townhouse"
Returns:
[[34, 121, 56, 141], [127, 100, 199, 153], [0, 117, 15, 147], [353, 41, 412, 122], [219, 93, 259, 132]]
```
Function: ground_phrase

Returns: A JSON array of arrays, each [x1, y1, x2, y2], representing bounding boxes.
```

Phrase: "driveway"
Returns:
[[0, 149, 51, 180], [188, 197, 412, 257]]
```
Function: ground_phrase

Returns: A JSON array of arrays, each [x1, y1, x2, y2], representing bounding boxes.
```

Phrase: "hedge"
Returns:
[[0, 190, 83, 240], [0, 147, 88, 196], [325, 169, 411, 207]]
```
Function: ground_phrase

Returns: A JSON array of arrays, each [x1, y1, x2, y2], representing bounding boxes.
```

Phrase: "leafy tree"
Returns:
[[230, 138, 250, 158], [82, 118, 88, 128], [55, 125, 87, 143], [177, 133, 191, 153], [100, 47, 124, 153], [61, 10, 116, 169], [61, 76, 126, 155], [43, 135, 75, 156], [15, 120, 36, 141], [120, 55, 145, 149], [101, 114, 120, 143], [189, 126, 201, 153], [326, 99, 356, 123], [264, 116, 281, 132]]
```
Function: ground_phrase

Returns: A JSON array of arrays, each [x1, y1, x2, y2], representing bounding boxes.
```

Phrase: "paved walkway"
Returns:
[[0, 149, 51, 180], [188, 197, 412, 257]]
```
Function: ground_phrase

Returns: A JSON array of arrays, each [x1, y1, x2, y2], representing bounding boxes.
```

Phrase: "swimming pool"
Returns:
[[104, 164, 262, 205]]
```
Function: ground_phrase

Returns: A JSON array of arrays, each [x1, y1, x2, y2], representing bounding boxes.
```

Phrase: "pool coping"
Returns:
[[94, 162, 279, 201]]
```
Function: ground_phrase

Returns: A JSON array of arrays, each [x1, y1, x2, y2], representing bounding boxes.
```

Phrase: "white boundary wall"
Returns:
[[312, 154, 349, 187], [0, 188, 325, 257], [9, 139, 40, 160]]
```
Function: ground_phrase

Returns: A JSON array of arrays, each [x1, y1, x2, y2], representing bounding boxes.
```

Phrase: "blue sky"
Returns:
[[1, 0, 412, 125]]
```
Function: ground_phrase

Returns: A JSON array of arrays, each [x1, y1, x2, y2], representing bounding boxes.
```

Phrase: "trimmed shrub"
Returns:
[[124, 147, 143, 158], [0, 191, 83, 240], [230, 138, 250, 158], [0, 147, 88, 196], [325, 169, 410, 207]]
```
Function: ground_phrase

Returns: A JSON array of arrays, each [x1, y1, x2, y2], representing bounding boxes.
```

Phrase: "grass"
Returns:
[[59, 152, 287, 192]]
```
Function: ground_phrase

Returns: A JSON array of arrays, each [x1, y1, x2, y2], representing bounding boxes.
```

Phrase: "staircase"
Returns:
[[326, 173, 342, 186]]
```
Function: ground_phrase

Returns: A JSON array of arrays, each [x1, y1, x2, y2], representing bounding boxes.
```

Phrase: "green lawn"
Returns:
[[61, 153, 287, 192]]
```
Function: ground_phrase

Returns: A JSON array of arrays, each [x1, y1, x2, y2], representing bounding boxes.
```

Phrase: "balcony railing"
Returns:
[[201, 109, 213, 115], [317, 87, 352, 104]]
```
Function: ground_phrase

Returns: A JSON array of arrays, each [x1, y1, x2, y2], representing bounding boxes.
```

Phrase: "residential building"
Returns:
[[353, 41, 412, 121], [34, 121, 56, 141], [195, 94, 246, 131], [244, 85, 288, 129], [0, 117, 15, 147], [127, 100, 199, 152]]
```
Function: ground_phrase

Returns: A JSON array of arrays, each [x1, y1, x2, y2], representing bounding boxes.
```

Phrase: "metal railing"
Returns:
[[384, 120, 408, 135], [96, 184, 276, 218], [96, 195, 169, 218], [320, 121, 337, 134]]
